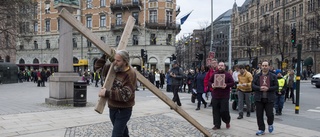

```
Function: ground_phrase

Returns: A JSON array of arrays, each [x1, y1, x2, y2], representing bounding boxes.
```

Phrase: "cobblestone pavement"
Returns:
[[64, 114, 232, 137]]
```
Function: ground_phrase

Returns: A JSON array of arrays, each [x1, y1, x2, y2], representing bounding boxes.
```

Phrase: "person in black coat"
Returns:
[[148, 69, 155, 85], [252, 61, 278, 135], [160, 70, 165, 89]]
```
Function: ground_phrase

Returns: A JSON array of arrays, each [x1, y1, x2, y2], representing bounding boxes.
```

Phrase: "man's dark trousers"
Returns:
[[255, 98, 274, 131], [109, 107, 132, 137]]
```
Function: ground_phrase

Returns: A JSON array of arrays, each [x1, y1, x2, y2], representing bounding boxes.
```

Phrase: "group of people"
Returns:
[[92, 48, 299, 136], [17, 69, 52, 87]]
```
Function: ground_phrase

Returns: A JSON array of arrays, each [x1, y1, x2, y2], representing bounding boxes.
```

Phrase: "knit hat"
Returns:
[[275, 69, 281, 75]]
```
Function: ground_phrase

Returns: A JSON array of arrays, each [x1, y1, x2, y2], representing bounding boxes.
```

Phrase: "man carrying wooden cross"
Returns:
[[95, 49, 137, 137]]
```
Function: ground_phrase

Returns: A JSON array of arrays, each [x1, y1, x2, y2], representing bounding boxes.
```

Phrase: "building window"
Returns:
[[276, 12, 279, 23], [150, 34, 156, 45], [166, 34, 172, 45], [116, 13, 122, 26], [57, 18, 60, 31], [86, 16, 92, 28], [285, 9, 290, 20], [5, 56, 10, 63], [5, 33, 10, 48], [34, 22, 38, 33], [132, 12, 139, 25], [101, 36, 105, 43], [20, 45, 24, 50], [33, 58, 39, 64], [100, 0, 106, 7], [100, 15, 106, 27], [149, 10, 157, 23], [299, 4, 303, 16], [34, 41, 38, 49], [45, 3, 50, 14], [87, 39, 92, 48], [166, 11, 172, 26], [116, 0, 122, 5], [45, 19, 50, 32], [46, 40, 50, 49], [87, 0, 92, 8], [19, 59, 25, 64], [133, 35, 138, 45], [292, 6, 296, 19], [116, 36, 120, 46], [73, 38, 77, 48]]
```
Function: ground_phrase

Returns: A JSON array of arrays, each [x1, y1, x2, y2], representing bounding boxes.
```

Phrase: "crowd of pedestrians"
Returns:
[[17, 69, 52, 87]]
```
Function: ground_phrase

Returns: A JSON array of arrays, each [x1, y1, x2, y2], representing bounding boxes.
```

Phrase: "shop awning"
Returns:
[[303, 57, 313, 66], [73, 59, 88, 66]]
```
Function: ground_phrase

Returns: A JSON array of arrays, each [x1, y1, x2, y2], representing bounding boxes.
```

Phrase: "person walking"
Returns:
[[95, 49, 137, 137], [284, 69, 296, 104], [170, 60, 184, 107], [94, 70, 100, 87], [204, 58, 218, 107], [155, 69, 160, 88], [237, 65, 253, 119], [252, 61, 278, 135], [166, 70, 172, 92], [160, 70, 165, 89], [208, 62, 234, 130], [194, 65, 207, 110], [275, 70, 287, 116]]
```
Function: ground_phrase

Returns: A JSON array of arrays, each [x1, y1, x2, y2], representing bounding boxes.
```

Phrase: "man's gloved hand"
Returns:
[[101, 48, 116, 62]]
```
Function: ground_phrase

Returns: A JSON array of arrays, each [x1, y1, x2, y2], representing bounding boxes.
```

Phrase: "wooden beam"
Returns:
[[59, 8, 211, 136], [135, 71, 211, 137]]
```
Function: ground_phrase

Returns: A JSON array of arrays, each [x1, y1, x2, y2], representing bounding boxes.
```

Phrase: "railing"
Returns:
[[145, 19, 179, 29]]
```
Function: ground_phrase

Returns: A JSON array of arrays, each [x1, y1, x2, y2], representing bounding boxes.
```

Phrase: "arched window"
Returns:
[[73, 57, 79, 64], [50, 57, 58, 64], [33, 58, 39, 64], [5, 55, 10, 62], [19, 59, 25, 64]]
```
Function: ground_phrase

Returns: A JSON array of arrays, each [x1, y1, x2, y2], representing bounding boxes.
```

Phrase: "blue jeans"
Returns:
[[274, 95, 285, 111], [109, 107, 132, 137]]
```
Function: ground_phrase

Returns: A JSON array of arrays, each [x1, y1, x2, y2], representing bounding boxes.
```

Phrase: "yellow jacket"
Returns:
[[237, 70, 253, 92]]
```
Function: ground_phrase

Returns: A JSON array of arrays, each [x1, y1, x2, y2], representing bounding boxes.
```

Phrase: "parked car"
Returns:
[[311, 73, 320, 88]]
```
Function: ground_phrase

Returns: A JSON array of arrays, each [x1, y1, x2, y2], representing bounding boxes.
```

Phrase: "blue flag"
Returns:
[[180, 11, 192, 25]]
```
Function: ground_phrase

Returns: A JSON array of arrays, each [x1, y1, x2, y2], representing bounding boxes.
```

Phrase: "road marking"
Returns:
[[307, 109, 320, 113]]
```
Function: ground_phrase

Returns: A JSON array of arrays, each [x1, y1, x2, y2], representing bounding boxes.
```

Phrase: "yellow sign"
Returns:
[[282, 62, 287, 68], [296, 76, 300, 80]]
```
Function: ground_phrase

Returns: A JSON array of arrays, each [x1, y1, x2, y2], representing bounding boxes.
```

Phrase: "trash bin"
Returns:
[[74, 81, 87, 107]]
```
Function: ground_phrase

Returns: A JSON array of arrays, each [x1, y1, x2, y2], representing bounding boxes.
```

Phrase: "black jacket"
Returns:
[[252, 72, 278, 102], [169, 67, 184, 86]]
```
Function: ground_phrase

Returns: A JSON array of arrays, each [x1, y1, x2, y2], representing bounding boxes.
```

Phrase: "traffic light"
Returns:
[[141, 49, 145, 58], [291, 28, 296, 47], [171, 54, 176, 60], [234, 59, 238, 65]]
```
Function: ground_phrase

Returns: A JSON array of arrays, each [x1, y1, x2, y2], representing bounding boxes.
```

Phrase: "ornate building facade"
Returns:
[[16, 0, 180, 73], [232, 0, 319, 73]]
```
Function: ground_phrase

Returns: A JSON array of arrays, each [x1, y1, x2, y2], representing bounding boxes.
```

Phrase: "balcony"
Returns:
[[145, 20, 180, 30], [110, 0, 142, 12], [111, 22, 126, 31]]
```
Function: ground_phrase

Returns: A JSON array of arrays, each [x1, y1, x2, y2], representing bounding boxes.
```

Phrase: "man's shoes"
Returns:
[[177, 103, 181, 106], [247, 112, 250, 117], [268, 125, 274, 133], [256, 130, 265, 136], [226, 123, 230, 129], [237, 115, 243, 119], [212, 126, 220, 130], [195, 108, 200, 110], [204, 103, 207, 108], [275, 113, 280, 116]]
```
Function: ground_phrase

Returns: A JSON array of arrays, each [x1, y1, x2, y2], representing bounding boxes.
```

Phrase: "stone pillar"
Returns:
[[46, 3, 80, 105]]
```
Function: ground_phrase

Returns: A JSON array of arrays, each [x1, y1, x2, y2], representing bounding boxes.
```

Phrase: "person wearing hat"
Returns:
[[95, 49, 137, 137], [275, 69, 286, 115], [169, 60, 184, 107]]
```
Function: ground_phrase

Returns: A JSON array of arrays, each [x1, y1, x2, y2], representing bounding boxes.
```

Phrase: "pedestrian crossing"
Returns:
[[307, 107, 320, 113]]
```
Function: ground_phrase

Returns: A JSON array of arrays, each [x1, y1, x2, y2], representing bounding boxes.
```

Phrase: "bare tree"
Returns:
[[0, 0, 35, 62], [196, 21, 210, 66]]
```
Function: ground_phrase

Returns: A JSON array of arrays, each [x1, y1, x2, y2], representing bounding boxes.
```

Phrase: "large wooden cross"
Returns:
[[59, 8, 211, 137]]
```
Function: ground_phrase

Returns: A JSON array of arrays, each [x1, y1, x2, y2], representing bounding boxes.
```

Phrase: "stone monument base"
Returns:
[[46, 72, 80, 106]]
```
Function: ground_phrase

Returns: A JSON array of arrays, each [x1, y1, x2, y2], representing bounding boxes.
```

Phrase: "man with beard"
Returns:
[[94, 49, 137, 137], [252, 61, 278, 135], [170, 60, 184, 107], [208, 62, 234, 130], [204, 58, 218, 107]]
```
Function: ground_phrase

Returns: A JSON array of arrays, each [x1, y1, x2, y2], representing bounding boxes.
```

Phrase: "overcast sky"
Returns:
[[176, 0, 246, 39]]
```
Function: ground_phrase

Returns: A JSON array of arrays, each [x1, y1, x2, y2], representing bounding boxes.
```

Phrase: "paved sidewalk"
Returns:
[[0, 82, 319, 137]]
